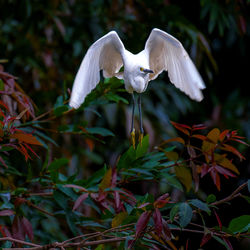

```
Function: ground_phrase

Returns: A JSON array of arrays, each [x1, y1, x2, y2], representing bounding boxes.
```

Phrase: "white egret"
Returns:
[[69, 28, 205, 146]]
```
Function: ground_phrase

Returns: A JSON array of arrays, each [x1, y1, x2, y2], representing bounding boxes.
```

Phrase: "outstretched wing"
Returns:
[[145, 28, 205, 101], [69, 31, 125, 109]]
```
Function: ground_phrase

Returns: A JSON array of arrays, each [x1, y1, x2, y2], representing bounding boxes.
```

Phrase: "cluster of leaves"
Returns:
[[0, 63, 249, 248], [159, 122, 248, 191], [0, 67, 42, 168]]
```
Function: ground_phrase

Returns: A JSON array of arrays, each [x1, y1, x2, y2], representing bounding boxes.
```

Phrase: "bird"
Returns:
[[69, 28, 205, 147]]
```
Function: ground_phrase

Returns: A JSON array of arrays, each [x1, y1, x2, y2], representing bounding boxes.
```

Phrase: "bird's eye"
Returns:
[[140, 67, 144, 72]]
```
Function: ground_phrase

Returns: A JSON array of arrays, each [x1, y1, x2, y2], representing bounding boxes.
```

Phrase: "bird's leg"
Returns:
[[130, 93, 136, 148], [138, 94, 144, 144]]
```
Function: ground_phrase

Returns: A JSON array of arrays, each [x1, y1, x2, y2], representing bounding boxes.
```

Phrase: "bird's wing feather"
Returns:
[[69, 31, 125, 108], [145, 28, 205, 101]]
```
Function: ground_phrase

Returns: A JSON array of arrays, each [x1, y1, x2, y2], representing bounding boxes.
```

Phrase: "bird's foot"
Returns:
[[130, 128, 136, 149], [139, 131, 144, 145]]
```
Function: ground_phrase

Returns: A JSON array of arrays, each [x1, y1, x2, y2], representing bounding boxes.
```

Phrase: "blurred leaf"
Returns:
[[105, 92, 128, 104], [165, 151, 179, 161], [220, 144, 245, 161], [0, 79, 4, 91], [228, 215, 250, 234], [117, 146, 136, 170], [200, 232, 212, 247], [99, 168, 112, 190], [54, 105, 69, 117], [206, 194, 216, 204], [153, 208, 163, 235], [175, 166, 192, 191], [171, 121, 190, 135], [53, 190, 68, 210], [66, 212, 78, 235], [179, 202, 193, 227], [136, 135, 149, 159], [214, 154, 239, 174], [0, 209, 15, 216], [86, 127, 114, 137], [135, 211, 151, 237], [162, 173, 183, 191], [112, 212, 127, 228], [202, 128, 220, 153], [170, 204, 179, 222], [22, 217, 33, 241], [212, 235, 232, 250], [48, 158, 68, 171], [10, 133, 42, 146], [189, 199, 210, 214]]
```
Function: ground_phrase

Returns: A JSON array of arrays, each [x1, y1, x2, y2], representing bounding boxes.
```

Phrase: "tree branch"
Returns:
[[211, 181, 248, 206]]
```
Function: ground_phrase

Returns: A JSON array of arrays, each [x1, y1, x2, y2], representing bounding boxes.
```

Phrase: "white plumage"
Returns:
[[69, 28, 205, 109]]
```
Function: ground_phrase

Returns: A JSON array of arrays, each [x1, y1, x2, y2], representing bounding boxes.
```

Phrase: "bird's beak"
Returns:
[[143, 69, 154, 74]]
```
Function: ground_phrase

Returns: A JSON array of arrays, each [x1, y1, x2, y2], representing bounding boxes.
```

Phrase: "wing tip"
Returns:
[[69, 99, 81, 109]]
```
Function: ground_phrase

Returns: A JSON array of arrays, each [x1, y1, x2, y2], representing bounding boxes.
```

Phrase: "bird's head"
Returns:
[[131, 66, 154, 93], [139, 67, 154, 75]]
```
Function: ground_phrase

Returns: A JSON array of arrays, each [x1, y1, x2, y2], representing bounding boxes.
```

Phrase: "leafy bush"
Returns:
[[0, 64, 249, 249]]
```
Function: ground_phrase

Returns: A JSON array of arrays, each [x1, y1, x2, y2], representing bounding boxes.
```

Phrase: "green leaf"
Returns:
[[189, 199, 211, 214], [54, 105, 69, 117], [56, 184, 78, 200], [66, 212, 78, 235], [206, 194, 216, 204], [136, 135, 149, 159], [48, 158, 68, 171], [54, 95, 64, 108], [105, 92, 129, 104], [228, 215, 250, 234], [53, 190, 68, 209], [163, 173, 183, 191], [85, 166, 106, 188], [170, 204, 179, 222], [0, 79, 4, 91], [179, 202, 193, 227], [86, 127, 114, 137], [117, 146, 136, 170], [53, 95, 69, 116], [212, 235, 231, 250]]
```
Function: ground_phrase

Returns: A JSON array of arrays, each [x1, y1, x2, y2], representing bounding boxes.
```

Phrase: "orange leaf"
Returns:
[[219, 129, 230, 142], [214, 154, 240, 174], [220, 144, 245, 161], [191, 134, 207, 141], [85, 138, 94, 151], [160, 137, 185, 146], [10, 133, 42, 146], [171, 121, 190, 136]]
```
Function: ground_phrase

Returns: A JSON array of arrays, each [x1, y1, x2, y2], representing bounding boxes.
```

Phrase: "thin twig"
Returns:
[[211, 182, 248, 206], [0, 237, 40, 247], [27, 200, 54, 217]]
